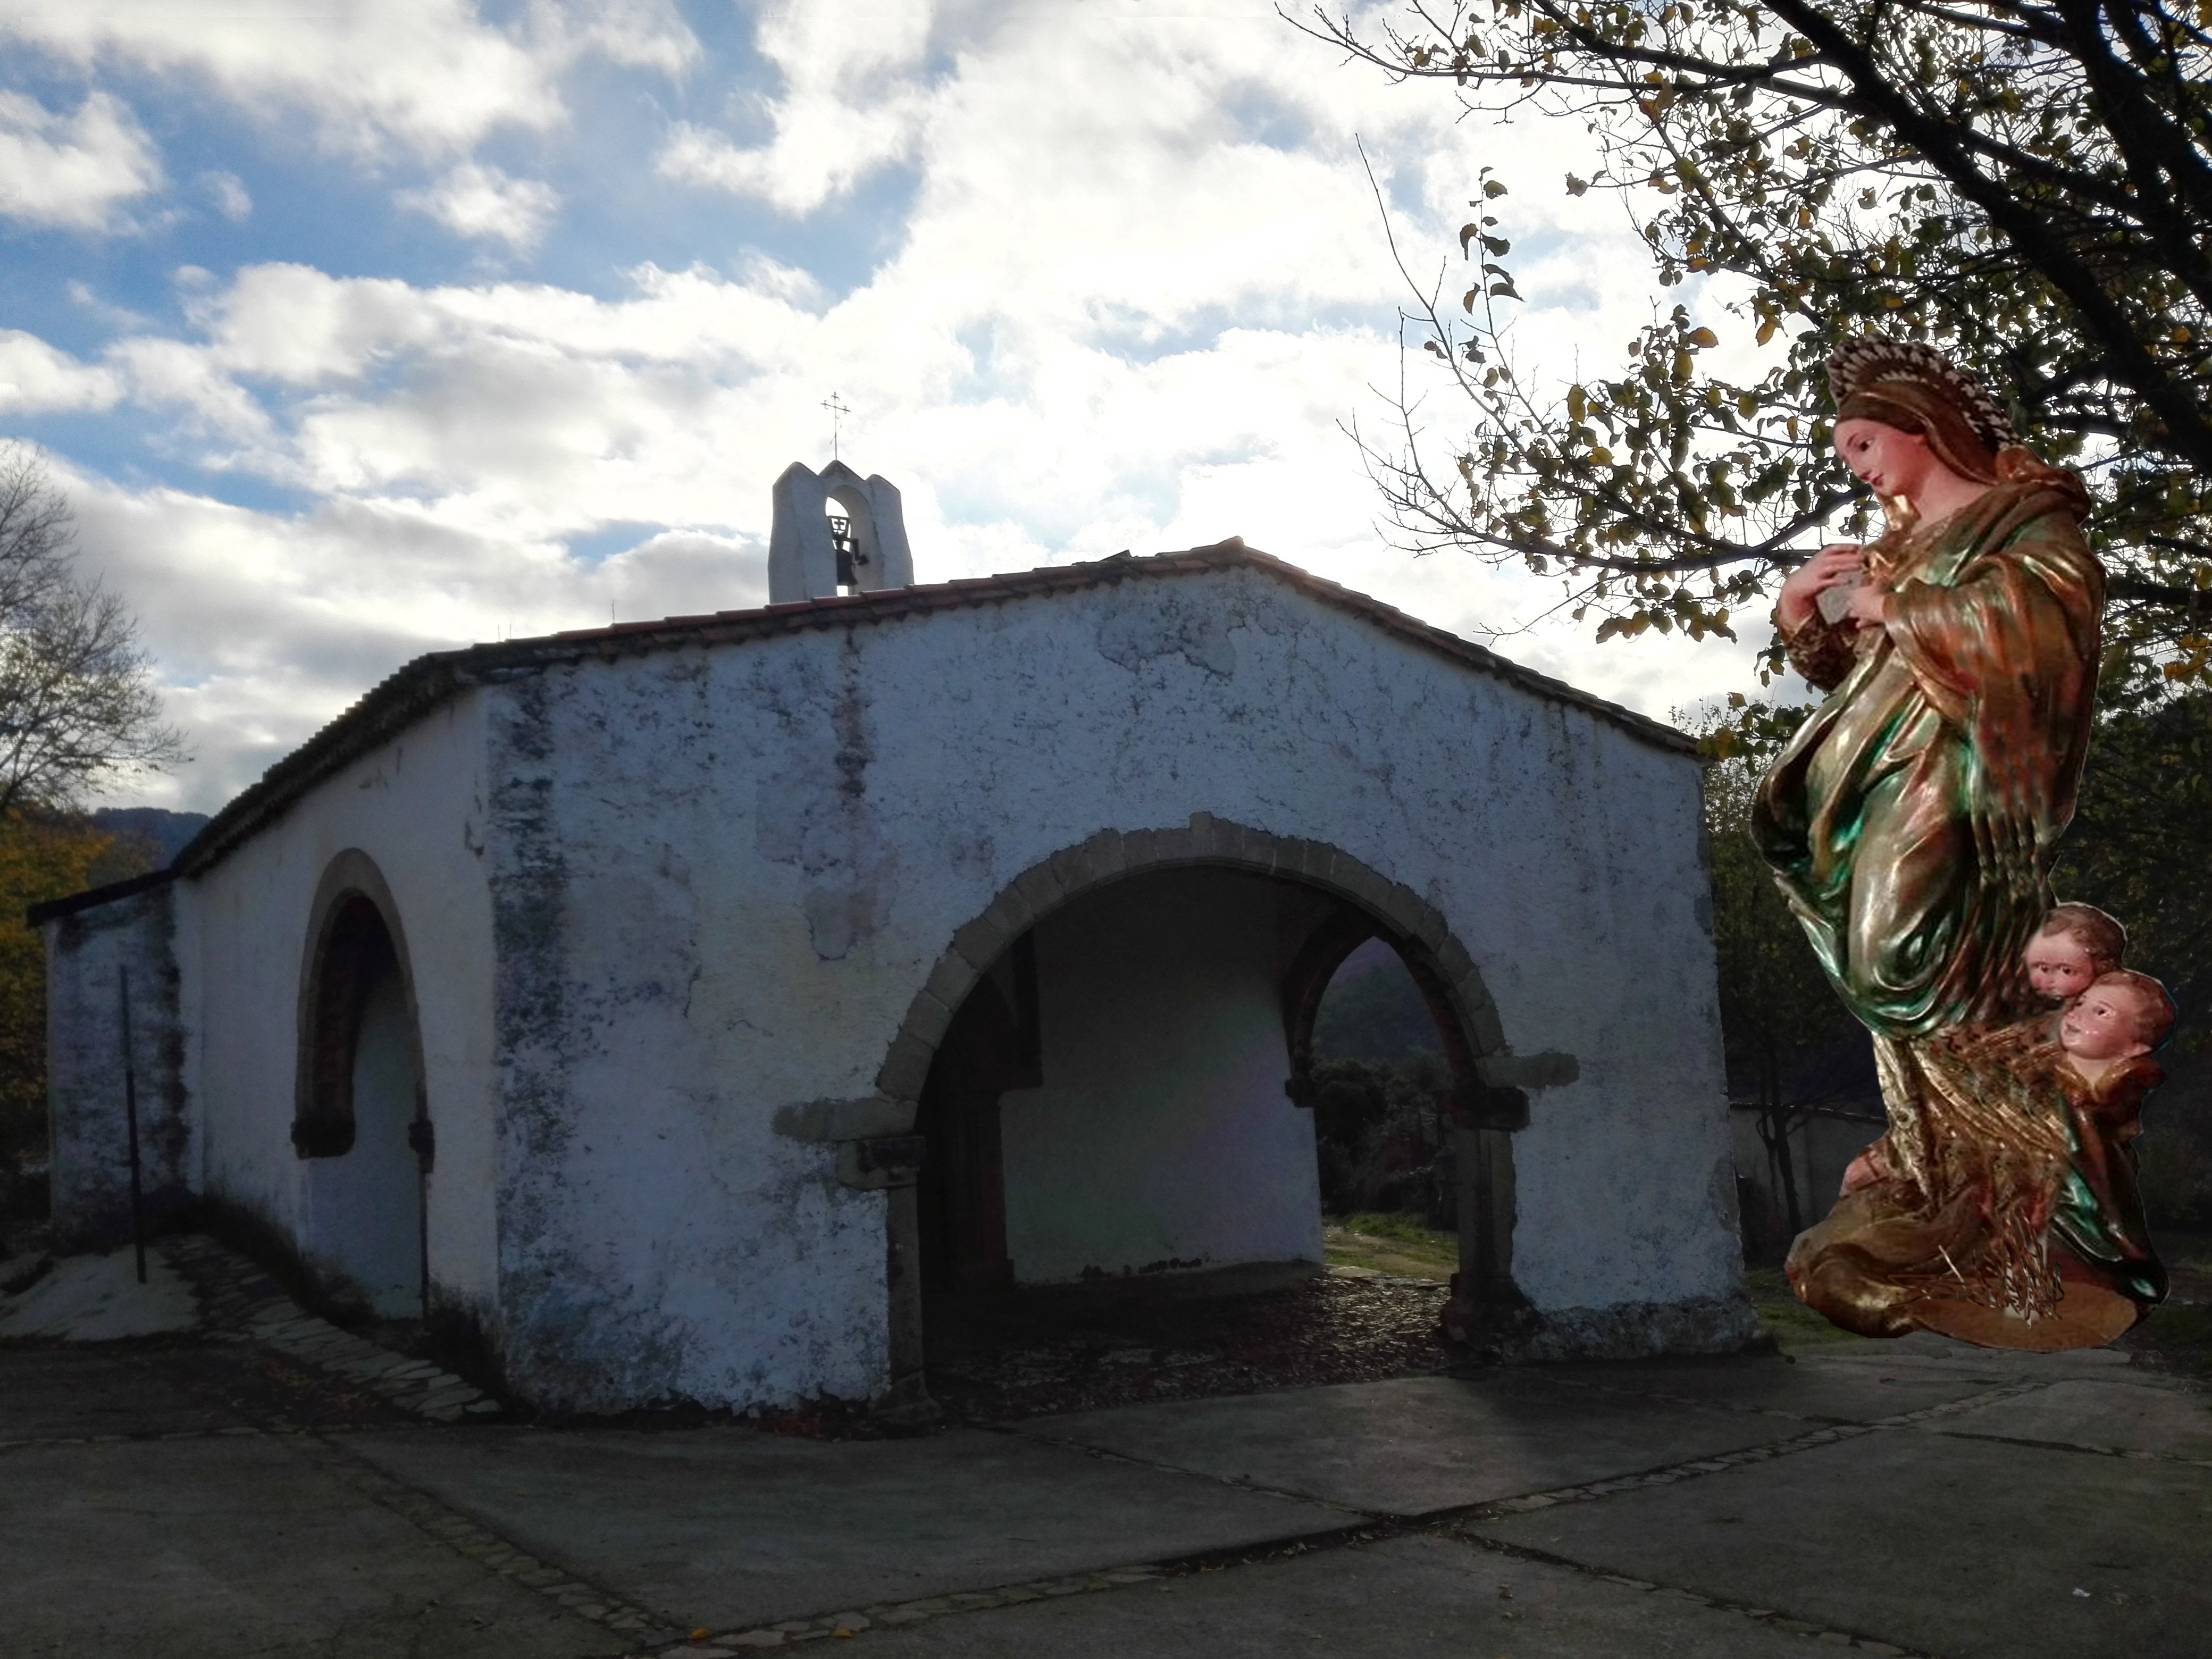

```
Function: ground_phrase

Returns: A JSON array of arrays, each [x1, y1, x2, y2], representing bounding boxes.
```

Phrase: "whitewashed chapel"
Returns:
[[38, 459, 1754, 1416]]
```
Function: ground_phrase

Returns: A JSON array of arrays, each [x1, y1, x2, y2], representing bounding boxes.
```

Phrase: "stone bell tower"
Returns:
[[768, 461, 916, 603]]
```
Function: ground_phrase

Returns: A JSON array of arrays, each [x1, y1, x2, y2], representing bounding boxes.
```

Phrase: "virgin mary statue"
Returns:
[[1750, 336, 2129, 1349]]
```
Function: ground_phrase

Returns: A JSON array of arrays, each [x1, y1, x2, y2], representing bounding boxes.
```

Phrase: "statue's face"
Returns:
[[1832, 417, 1936, 502], [2060, 984, 2151, 1062]]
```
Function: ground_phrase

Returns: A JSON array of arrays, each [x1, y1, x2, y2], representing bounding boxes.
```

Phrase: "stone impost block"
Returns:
[[773, 1096, 917, 1142], [1476, 1051, 1579, 1092], [922, 952, 980, 1015], [836, 1135, 927, 1190], [1463, 1084, 1531, 1132], [875, 1032, 939, 1102]]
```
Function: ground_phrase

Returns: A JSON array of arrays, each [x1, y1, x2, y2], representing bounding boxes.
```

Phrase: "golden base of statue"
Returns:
[[1781, 1012, 2167, 1353], [1787, 1187, 2142, 1353]]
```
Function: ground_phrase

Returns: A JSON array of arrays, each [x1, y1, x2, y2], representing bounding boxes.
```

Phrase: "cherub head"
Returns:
[[2059, 969, 2176, 1067], [2025, 903, 2127, 1005]]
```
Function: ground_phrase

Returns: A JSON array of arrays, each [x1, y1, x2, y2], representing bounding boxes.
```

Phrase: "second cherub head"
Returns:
[[2025, 903, 2127, 1006]]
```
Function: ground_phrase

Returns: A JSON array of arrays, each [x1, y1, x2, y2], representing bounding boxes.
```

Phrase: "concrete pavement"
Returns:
[[3, 1247, 2209, 1657]]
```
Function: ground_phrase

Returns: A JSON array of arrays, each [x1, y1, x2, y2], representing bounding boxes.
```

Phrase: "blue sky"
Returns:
[[0, 1, 1759, 811]]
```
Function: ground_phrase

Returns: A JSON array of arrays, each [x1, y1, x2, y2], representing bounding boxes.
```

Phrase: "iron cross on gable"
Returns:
[[822, 392, 852, 461]]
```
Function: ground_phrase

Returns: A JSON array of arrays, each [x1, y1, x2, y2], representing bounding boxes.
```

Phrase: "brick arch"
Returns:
[[874, 812, 1507, 1112]]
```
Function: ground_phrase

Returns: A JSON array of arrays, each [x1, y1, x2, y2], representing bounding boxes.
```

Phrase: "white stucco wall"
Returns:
[[304, 967, 424, 1315], [479, 558, 1737, 1411], [43, 884, 191, 1253], [1000, 868, 1322, 1283], [185, 692, 498, 1316]]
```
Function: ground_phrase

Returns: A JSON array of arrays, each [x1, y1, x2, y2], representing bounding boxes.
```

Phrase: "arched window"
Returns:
[[294, 894, 400, 1158], [825, 485, 875, 593]]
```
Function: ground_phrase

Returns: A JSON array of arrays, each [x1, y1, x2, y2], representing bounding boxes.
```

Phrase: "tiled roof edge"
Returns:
[[135, 540, 1690, 893], [27, 866, 177, 927]]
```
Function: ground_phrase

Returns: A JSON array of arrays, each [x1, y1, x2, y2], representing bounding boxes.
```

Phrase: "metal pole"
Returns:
[[119, 967, 145, 1285]]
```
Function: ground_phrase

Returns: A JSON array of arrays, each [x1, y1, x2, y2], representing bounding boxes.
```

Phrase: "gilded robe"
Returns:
[[1753, 478, 2104, 1043], [1755, 477, 2114, 1341]]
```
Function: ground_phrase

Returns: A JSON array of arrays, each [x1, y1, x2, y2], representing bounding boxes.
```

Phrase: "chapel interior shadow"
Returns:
[[914, 863, 1469, 1422]]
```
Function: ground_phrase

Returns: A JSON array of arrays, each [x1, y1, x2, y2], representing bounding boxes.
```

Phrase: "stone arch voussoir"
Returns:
[[876, 812, 1506, 1107]]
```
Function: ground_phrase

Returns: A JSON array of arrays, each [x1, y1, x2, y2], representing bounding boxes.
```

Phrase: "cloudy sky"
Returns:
[[0, 0, 1764, 815]]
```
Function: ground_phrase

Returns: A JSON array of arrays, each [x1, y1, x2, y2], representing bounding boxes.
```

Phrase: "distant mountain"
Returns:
[[91, 808, 211, 867], [1312, 938, 1446, 1066]]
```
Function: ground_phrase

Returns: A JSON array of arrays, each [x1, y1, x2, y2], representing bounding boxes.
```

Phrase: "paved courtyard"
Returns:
[[3, 1241, 2210, 1658]]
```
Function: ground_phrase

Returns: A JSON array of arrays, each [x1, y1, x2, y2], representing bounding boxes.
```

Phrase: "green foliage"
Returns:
[[2054, 684, 2212, 1021], [0, 815, 161, 1171], [1308, 0, 2212, 681], [1332, 1210, 1455, 1249], [1309, 1054, 1453, 1218], [1312, 951, 1447, 1065], [1683, 698, 1857, 1101], [2054, 683, 2212, 1223]]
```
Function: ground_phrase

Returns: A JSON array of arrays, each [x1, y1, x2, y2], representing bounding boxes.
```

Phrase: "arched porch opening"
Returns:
[[293, 851, 432, 1320], [875, 817, 1534, 1418]]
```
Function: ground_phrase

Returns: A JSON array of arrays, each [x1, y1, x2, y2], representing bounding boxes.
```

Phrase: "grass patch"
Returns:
[[1323, 1213, 1457, 1283], [1743, 1266, 1874, 1351]]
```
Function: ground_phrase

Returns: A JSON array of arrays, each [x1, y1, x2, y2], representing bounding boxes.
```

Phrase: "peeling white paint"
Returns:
[[45, 556, 1739, 1414]]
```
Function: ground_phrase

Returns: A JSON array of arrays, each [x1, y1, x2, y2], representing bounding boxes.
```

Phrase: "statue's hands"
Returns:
[[1777, 543, 1866, 633], [1839, 579, 1889, 630]]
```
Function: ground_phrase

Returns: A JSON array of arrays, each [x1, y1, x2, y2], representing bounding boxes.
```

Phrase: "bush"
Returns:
[[2138, 1126, 2211, 1230], [1310, 1053, 1453, 1224]]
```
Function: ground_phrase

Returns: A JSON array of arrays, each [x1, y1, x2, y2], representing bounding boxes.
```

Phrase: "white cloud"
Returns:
[[0, 89, 162, 230], [397, 162, 560, 250], [0, 330, 124, 413], [656, 0, 934, 213], [18, 2, 1777, 813], [56, 468, 765, 810], [1, 0, 698, 160], [200, 169, 251, 222]]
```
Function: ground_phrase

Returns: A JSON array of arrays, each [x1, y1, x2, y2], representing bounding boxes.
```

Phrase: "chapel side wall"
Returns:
[[189, 692, 498, 1312], [485, 563, 1742, 1414], [44, 884, 191, 1254]]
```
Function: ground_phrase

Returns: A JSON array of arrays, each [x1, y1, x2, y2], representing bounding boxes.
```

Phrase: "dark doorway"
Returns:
[[913, 864, 1465, 1421]]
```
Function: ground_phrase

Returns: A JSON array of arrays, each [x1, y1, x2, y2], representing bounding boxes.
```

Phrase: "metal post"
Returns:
[[119, 967, 146, 1285]]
